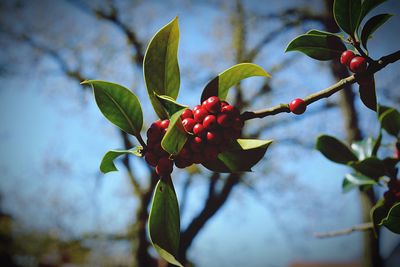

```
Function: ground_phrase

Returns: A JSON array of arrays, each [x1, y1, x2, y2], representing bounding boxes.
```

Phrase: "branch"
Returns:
[[313, 222, 373, 238], [241, 49, 400, 121]]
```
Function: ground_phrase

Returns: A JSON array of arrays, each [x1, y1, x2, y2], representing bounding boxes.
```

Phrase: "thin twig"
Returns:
[[241, 49, 400, 121], [313, 222, 373, 238]]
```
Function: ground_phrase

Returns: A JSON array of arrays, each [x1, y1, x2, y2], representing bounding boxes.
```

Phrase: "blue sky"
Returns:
[[0, 0, 399, 266]]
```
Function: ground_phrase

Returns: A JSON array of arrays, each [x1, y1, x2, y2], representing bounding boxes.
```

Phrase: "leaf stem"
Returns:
[[241, 49, 400, 121], [136, 133, 147, 149], [313, 222, 373, 238]]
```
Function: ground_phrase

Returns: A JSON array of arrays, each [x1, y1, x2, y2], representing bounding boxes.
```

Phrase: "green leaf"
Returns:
[[379, 108, 400, 137], [358, 75, 377, 111], [361, 14, 392, 49], [359, 0, 389, 26], [83, 80, 143, 136], [351, 137, 375, 160], [202, 158, 231, 173], [383, 157, 400, 177], [349, 156, 385, 178], [371, 198, 388, 235], [155, 94, 188, 117], [143, 17, 180, 119], [148, 176, 183, 267], [342, 172, 377, 193], [161, 109, 187, 155], [372, 131, 382, 156], [306, 29, 344, 38], [285, 34, 346, 61], [215, 139, 273, 173], [201, 63, 270, 102], [380, 202, 400, 234], [316, 135, 358, 164], [100, 147, 142, 173], [377, 105, 391, 119], [333, 0, 362, 35]]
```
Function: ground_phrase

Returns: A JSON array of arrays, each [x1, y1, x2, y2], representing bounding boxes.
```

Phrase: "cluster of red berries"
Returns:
[[144, 96, 244, 177], [340, 50, 368, 74], [384, 179, 400, 205]]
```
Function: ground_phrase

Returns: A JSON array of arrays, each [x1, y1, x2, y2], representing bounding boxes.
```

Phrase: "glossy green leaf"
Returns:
[[377, 105, 391, 119], [342, 172, 377, 193], [161, 109, 187, 155], [155, 94, 188, 117], [83, 80, 143, 136], [285, 34, 346, 61], [148, 176, 183, 267], [359, 0, 389, 26], [306, 29, 344, 38], [379, 108, 400, 137], [144, 17, 180, 119], [316, 135, 358, 164], [202, 158, 231, 173], [380, 202, 400, 234], [214, 139, 273, 173], [358, 75, 377, 111], [383, 157, 400, 178], [371, 198, 388, 235], [349, 156, 385, 178], [201, 63, 270, 102], [372, 131, 382, 156], [361, 14, 392, 49], [351, 137, 375, 160], [334, 0, 361, 35], [100, 147, 142, 173]]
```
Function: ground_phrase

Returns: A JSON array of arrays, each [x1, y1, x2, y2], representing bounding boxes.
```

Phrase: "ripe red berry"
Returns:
[[206, 131, 222, 144], [217, 113, 233, 127], [193, 123, 206, 137], [204, 145, 219, 159], [221, 105, 240, 117], [340, 50, 355, 66], [203, 115, 217, 129], [181, 109, 193, 120], [193, 108, 209, 123], [182, 118, 196, 133], [220, 101, 229, 108], [204, 96, 221, 114], [156, 157, 173, 176], [190, 136, 204, 152], [146, 126, 162, 142], [349, 56, 367, 73], [160, 119, 170, 129], [289, 98, 307, 115], [145, 151, 159, 167], [193, 105, 202, 112], [232, 117, 244, 130]]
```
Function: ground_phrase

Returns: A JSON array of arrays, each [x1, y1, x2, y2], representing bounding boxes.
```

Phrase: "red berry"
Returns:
[[202, 100, 208, 106], [289, 98, 307, 115], [396, 149, 400, 159], [156, 157, 173, 176], [221, 105, 240, 117], [146, 126, 162, 142], [190, 136, 204, 152], [206, 131, 222, 144], [340, 50, 355, 66], [193, 123, 206, 137], [151, 120, 163, 130], [203, 115, 217, 129], [193, 105, 202, 112], [160, 119, 170, 129], [204, 96, 221, 114], [349, 56, 367, 73], [220, 101, 229, 108], [232, 117, 244, 130], [145, 152, 159, 167], [182, 118, 196, 133], [181, 109, 193, 120], [204, 145, 219, 160], [217, 113, 233, 127], [193, 108, 209, 123], [153, 143, 168, 157]]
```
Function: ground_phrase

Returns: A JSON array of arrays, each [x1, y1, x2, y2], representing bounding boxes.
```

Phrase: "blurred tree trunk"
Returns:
[[323, 1, 382, 267]]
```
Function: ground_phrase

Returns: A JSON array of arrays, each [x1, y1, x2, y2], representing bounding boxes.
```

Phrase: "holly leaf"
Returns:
[[316, 135, 358, 164], [161, 108, 187, 155], [155, 94, 188, 117], [359, 0, 389, 26], [361, 14, 392, 50], [380, 202, 400, 234], [144, 17, 180, 119], [100, 147, 142, 173], [333, 0, 362, 35], [349, 156, 386, 179], [371, 198, 388, 236], [201, 63, 270, 102], [148, 176, 183, 267], [351, 137, 375, 160], [83, 80, 143, 136], [211, 139, 273, 173], [285, 34, 346, 61], [358, 75, 377, 111], [306, 29, 344, 38], [377, 105, 391, 119], [342, 172, 377, 193], [379, 108, 400, 137]]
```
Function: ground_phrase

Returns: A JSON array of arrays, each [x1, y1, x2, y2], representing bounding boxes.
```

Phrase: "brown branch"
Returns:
[[241, 49, 400, 121], [313, 222, 373, 238]]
